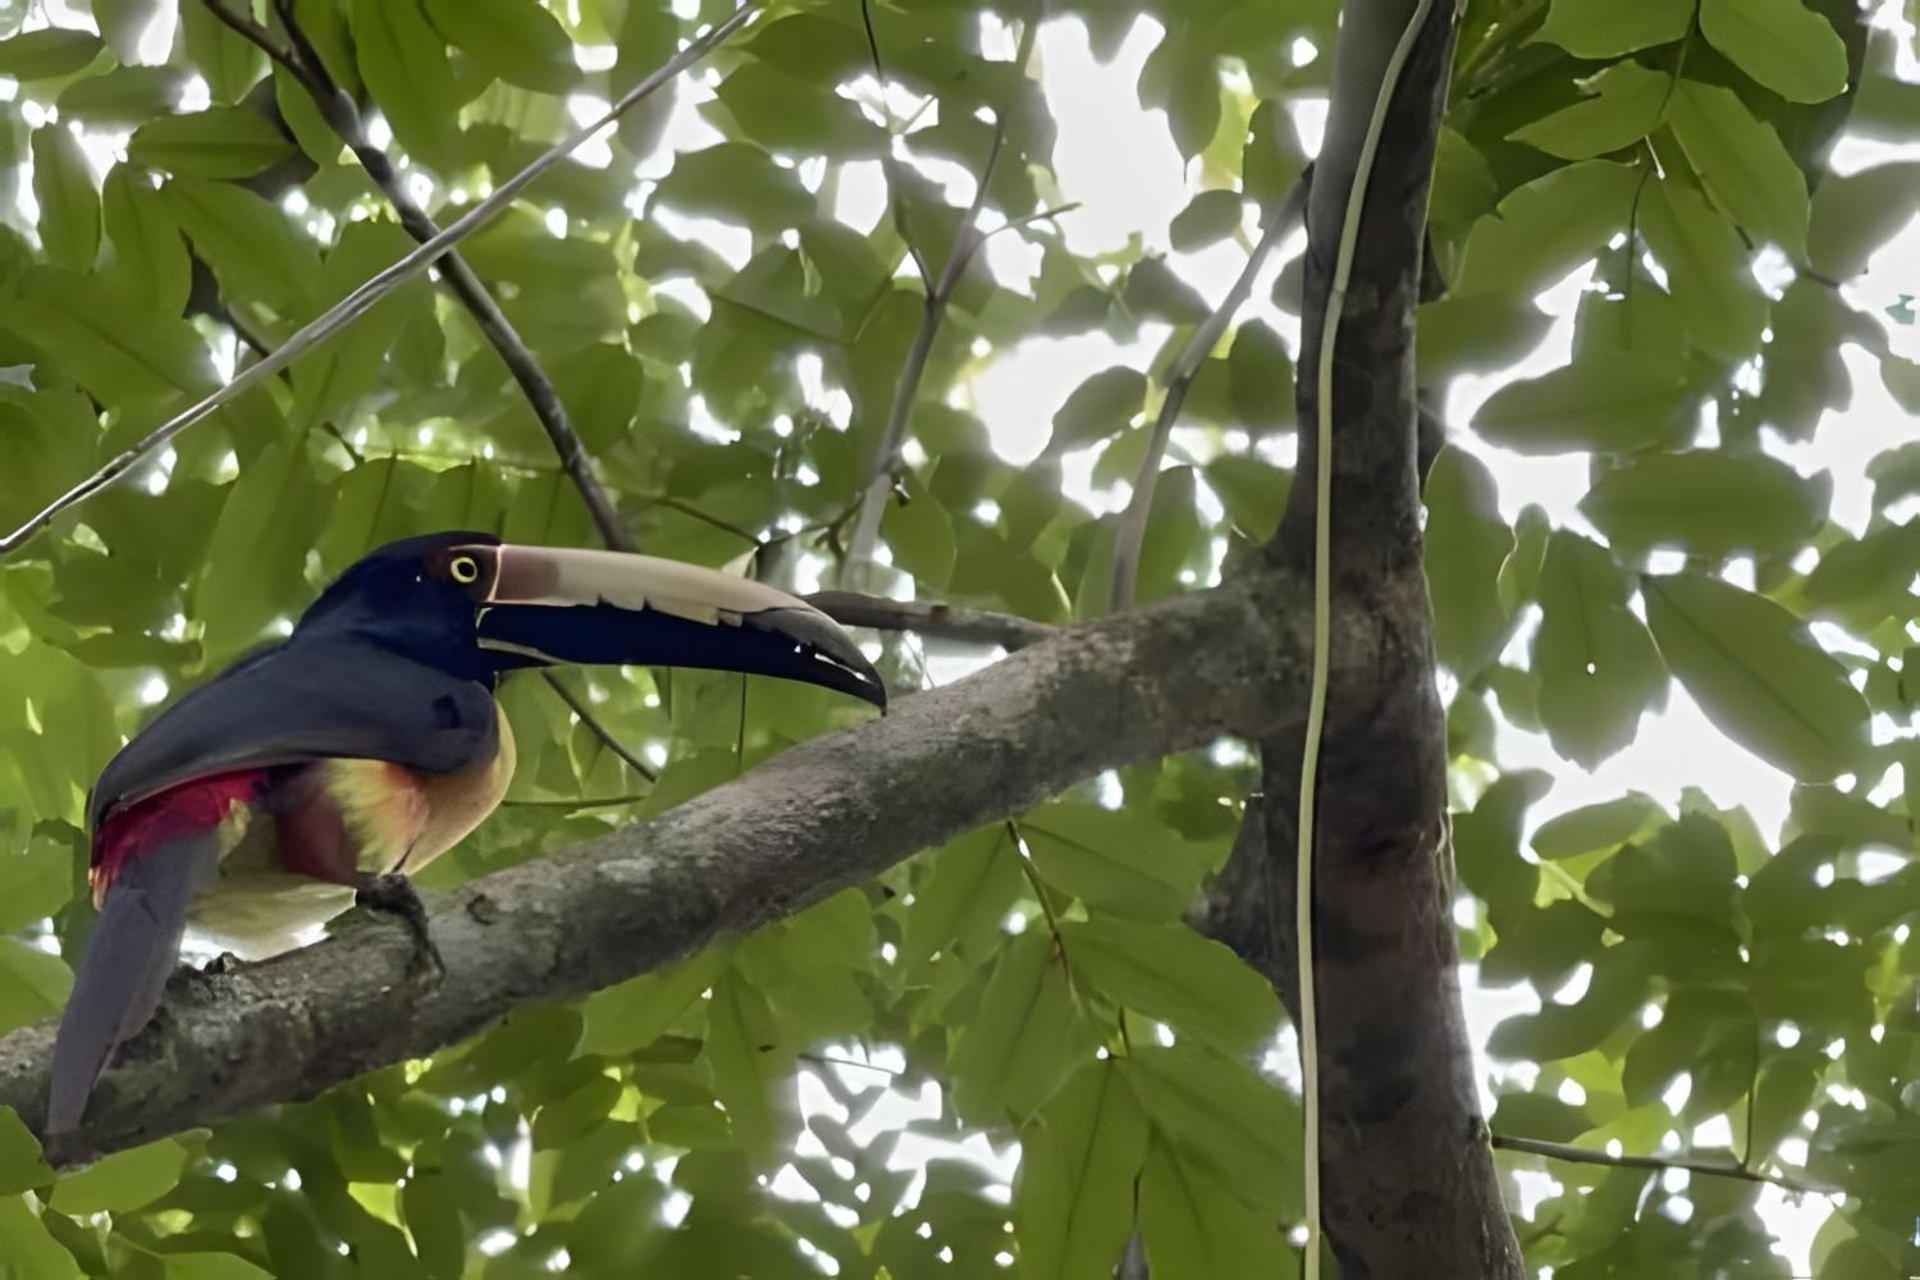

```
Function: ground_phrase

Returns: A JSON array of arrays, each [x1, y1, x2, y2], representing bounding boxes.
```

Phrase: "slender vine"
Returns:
[[1298, 2, 1443, 1273]]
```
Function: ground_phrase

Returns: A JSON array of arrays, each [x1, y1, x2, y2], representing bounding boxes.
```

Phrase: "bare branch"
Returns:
[[541, 672, 658, 783], [1108, 172, 1310, 614], [10, 564, 1337, 1164], [206, 0, 638, 553], [806, 589, 1056, 651], [1490, 1133, 1831, 1197], [841, 0, 1043, 587], [0, 3, 761, 558]]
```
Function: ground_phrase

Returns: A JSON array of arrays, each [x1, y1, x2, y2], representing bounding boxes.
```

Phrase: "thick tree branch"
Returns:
[[4, 564, 1382, 1164], [806, 590, 1056, 651], [206, 0, 637, 553], [1108, 171, 1310, 613], [1216, 0, 1524, 1275], [0, 4, 759, 558], [841, 0, 1041, 586]]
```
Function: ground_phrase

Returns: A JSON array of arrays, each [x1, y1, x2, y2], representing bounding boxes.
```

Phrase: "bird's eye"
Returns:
[[449, 556, 481, 585]]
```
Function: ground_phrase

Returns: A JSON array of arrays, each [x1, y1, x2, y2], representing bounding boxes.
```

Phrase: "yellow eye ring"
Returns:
[[449, 555, 481, 585]]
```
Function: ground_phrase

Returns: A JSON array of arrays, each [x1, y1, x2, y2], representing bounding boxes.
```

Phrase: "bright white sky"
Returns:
[[10, 0, 1920, 1269]]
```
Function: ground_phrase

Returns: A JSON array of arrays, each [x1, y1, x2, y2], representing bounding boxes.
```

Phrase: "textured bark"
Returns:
[[1247, 0, 1527, 1274], [4, 566, 1408, 1166]]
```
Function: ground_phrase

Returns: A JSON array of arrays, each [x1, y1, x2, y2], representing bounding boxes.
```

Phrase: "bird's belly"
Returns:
[[185, 704, 515, 957]]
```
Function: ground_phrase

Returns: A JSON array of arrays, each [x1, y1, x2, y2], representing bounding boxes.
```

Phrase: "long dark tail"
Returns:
[[48, 836, 215, 1134]]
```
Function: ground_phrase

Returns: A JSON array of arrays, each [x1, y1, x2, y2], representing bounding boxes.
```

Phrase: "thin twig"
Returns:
[[805, 589, 1056, 650], [501, 793, 650, 810], [208, 0, 637, 553], [1108, 171, 1311, 613], [542, 671, 659, 783], [0, 3, 760, 558], [841, 0, 1043, 588], [1490, 1133, 1831, 1196]]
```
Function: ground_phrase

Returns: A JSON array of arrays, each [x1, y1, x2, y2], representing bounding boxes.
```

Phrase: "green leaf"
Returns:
[[710, 59, 885, 157], [1124, 258, 1209, 326], [1581, 450, 1829, 559], [1699, 0, 1849, 104], [0, 27, 102, 80], [1531, 531, 1666, 768], [0, 1109, 50, 1196], [1048, 366, 1148, 453], [50, 1138, 188, 1214], [164, 177, 321, 321], [1809, 163, 1920, 280], [1138, 1136, 1288, 1280], [881, 482, 957, 591], [0, 1195, 79, 1279], [1639, 179, 1771, 359], [1127, 1041, 1300, 1214], [1643, 572, 1870, 782], [704, 969, 791, 1157], [31, 128, 99, 273], [1537, 0, 1693, 57], [1470, 350, 1689, 454], [652, 143, 815, 234], [1169, 190, 1245, 252], [179, 0, 266, 104], [0, 270, 217, 408], [1531, 793, 1666, 860], [57, 66, 193, 125], [102, 164, 190, 313], [902, 825, 1023, 969], [1510, 60, 1670, 160], [950, 932, 1096, 1123], [423, 0, 578, 95], [1424, 446, 1514, 677], [1058, 918, 1280, 1055], [289, 219, 418, 431], [161, 1256, 274, 1280], [1205, 455, 1290, 542], [1022, 802, 1207, 923], [579, 948, 722, 1057], [1804, 522, 1920, 627], [127, 107, 297, 178], [1455, 160, 1641, 298], [95, 0, 166, 64], [351, 0, 460, 170], [1227, 320, 1293, 432], [1667, 78, 1811, 256], [195, 442, 324, 660], [1013, 1062, 1147, 1280]]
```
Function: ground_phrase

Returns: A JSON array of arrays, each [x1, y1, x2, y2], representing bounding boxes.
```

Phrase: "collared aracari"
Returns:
[[48, 532, 884, 1133]]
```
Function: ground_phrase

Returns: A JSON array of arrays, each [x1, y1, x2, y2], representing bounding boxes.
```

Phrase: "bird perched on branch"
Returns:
[[48, 532, 885, 1134]]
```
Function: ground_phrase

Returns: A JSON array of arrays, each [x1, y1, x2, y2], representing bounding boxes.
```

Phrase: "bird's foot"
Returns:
[[354, 873, 445, 982]]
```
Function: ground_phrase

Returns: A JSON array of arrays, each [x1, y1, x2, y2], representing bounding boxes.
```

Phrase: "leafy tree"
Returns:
[[0, 0, 1911, 1276]]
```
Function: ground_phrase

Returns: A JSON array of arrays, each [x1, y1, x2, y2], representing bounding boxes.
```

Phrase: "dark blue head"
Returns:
[[293, 532, 886, 708]]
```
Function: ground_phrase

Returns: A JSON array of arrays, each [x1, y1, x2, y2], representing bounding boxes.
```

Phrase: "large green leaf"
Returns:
[[0, 27, 102, 80], [1699, 0, 1849, 104], [1022, 802, 1208, 923], [1013, 1062, 1147, 1280], [1048, 366, 1149, 454], [950, 932, 1096, 1123], [101, 164, 190, 312], [1667, 78, 1811, 256], [31, 127, 99, 273], [1536, 0, 1693, 57], [1643, 572, 1870, 782], [127, 107, 296, 178], [424, 0, 578, 95], [1127, 1041, 1301, 1214], [1424, 446, 1514, 677], [351, 0, 460, 170], [1470, 351, 1689, 454], [1138, 1135, 1288, 1280], [1581, 450, 1829, 559], [1509, 60, 1670, 160], [1058, 918, 1280, 1055], [1639, 179, 1771, 360], [1531, 531, 1667, 769]]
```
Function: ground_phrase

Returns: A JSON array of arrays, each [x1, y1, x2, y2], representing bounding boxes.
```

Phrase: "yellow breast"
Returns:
[[323, 701, 517, 875]]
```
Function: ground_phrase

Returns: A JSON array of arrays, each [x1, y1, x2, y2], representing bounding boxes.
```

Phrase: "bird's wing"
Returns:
[[89, 636, 499, 834], [48, 829, 221, 1133]]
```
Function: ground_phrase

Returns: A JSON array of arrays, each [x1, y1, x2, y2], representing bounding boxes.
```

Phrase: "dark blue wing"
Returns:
[[89, 636, 498, 831]]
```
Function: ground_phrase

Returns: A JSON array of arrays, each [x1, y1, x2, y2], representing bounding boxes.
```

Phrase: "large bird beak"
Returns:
[[468, 545, 886, 709]]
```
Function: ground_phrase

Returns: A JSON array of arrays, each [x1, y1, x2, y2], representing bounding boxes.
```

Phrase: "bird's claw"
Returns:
[[354, 873, 445, 982]]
